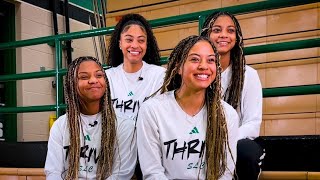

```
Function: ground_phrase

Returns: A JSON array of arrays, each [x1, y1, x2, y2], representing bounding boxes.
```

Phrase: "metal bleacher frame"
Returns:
[[0, 0, 319, 117]]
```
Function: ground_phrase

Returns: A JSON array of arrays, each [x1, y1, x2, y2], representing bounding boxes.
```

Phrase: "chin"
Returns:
[[128, 59, 143, 64]]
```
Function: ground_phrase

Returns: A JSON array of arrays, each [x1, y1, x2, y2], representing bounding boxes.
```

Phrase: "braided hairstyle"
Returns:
[[157, 35, 229, 179], [201, 11, 245, 110], [63, 56, 116, 179], [107, 13, 161, 67]]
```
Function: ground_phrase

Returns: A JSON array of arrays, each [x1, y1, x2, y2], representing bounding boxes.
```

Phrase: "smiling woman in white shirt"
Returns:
[[201, 11, 264, 180], [44, 56, 136, 180], [105, 13, 165, 121], [137, 35, 239, 180]]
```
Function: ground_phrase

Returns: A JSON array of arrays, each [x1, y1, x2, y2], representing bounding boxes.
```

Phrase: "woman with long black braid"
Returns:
[[201, 11, 264, 180], [137, 36, 238, 179], [106, 13, 165, 121], [45, 56, 137, 179], [106, 13, 165, 180]]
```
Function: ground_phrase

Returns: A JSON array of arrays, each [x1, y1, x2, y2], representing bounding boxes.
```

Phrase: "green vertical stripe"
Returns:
[[0, 1, 16, 142]]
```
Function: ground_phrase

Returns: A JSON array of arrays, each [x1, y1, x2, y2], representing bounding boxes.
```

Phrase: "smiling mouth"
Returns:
[[195, 74, 209, 79], [89, 87, 101, 90], [217, 41, 229, 46], [128, 50, 141, 55]]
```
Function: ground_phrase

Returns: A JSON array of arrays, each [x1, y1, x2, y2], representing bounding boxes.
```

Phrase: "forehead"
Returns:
[[121, 24, 146, 35], [188, 41, 214, 54], [213, 15, 235, 26], [78, 61, 101, 71]]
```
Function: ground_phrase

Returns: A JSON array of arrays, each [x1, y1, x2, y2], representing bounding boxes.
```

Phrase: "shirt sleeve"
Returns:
[[239, 68, 263, 140], [219, 103, 239, 180], [44, 118, 65, 180], [136, 103, 169, 180], [108, 117, 137, 180]]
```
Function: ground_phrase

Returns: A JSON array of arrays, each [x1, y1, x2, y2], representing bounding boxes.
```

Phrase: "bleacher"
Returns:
[[0, 0, 319, 179]]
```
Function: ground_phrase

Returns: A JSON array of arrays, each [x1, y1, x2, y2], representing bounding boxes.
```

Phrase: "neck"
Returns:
[[123, 60, 143, 73], [80, 102, 100, 115], [175, 88, 206, 117], [220, 53, 231, 72]]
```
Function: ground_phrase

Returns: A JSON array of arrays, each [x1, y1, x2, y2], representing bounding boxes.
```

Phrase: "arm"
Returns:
[[136, 104, 168, 180], [239, 69, 263, 139], [44, 118, 65, 180], [220, 103, 239, 180], [108, 117, 137, 180]]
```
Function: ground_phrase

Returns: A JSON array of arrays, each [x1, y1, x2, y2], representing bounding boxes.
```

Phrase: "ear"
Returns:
[[178, 65, 182, 75], [119, 41, 122, 50]]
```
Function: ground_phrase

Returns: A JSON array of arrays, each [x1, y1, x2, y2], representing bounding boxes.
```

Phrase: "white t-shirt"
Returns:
[[221, 65, 263, 140], [45, 113, 137, 180], [106, 61, 166, 120], [137, 91, 239, 180]]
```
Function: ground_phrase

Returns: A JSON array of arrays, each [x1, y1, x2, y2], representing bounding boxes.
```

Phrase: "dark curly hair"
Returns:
[[201, 11, 245, 110], [107, 13, 161, 67]]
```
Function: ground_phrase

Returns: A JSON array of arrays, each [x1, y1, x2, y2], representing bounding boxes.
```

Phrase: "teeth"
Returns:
[[218, 42, 228, 46], [130, 51, 140, 55], [197, 74, 208, 79]]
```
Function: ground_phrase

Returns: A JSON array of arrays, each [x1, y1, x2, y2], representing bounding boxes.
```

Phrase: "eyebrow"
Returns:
[[212, 25, 235, 28], [188, 53, 215, 57], [78, 70, 103, 74], [124, 34, 146, 38]]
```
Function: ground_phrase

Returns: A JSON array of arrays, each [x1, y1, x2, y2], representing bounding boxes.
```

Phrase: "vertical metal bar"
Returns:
[[198, 15, 207, 35], [64, 0, 72, 65], [55, 39, 63, 117]]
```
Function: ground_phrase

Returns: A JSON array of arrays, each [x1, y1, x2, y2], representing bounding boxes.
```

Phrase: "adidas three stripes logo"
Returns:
[[189, 127, 199, 134]]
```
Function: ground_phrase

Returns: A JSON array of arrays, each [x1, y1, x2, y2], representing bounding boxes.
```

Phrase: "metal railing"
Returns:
[[0, 0, 319, 117]]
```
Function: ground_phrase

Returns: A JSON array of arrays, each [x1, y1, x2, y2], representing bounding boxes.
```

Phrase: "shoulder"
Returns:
[[245, 65, 259, 77], [244, 65, 262, 88], [143, 91, 172, 106], [221, 100, 239, 124], [144, 63, 166, 74], [116, 116, 135, 133], [53, 114, 67, 127], [49, 114, 68, 135], [139, 92, 173, 116], [221, 100, 237, 116], [105, 65, 121, 75]]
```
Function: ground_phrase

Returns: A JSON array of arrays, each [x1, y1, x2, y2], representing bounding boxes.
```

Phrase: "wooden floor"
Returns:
[[0, 168, 45, 180], [260, 171, 320, 180], [1, 168, 320, 180]]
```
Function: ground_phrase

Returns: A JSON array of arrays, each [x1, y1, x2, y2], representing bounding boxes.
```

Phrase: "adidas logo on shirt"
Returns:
[[84, 134, 91, 141], [189, 127, 199, 134], [128, 91, 134, 96]]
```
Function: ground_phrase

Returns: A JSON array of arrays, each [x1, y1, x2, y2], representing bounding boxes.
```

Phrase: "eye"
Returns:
[[95, 72, 104, 78], [228, 28, 235, 33], [208, 58, 215, 63], [78, 75, 89, 80], [190, 57, 200, 62], [138, 39, 146, 43], [125, 38, 133, 43], [211, 27, 221, 33]]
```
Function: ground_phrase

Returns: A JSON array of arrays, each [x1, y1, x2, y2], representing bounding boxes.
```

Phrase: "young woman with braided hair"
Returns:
[[106, 13, 165, 120], [45, 56, 137, 179], [137, 35, 238, 179], [201, 11, 264, 180]]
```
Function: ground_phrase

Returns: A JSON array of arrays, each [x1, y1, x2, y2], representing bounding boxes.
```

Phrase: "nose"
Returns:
[[88, 76, 98, 84], [219, 29, 227, 38], [198, 60, 208, 70], [131, 39, 138, 48]]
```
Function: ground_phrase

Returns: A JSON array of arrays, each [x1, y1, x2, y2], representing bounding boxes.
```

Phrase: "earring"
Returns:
[[119, 46, 122, 50]]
